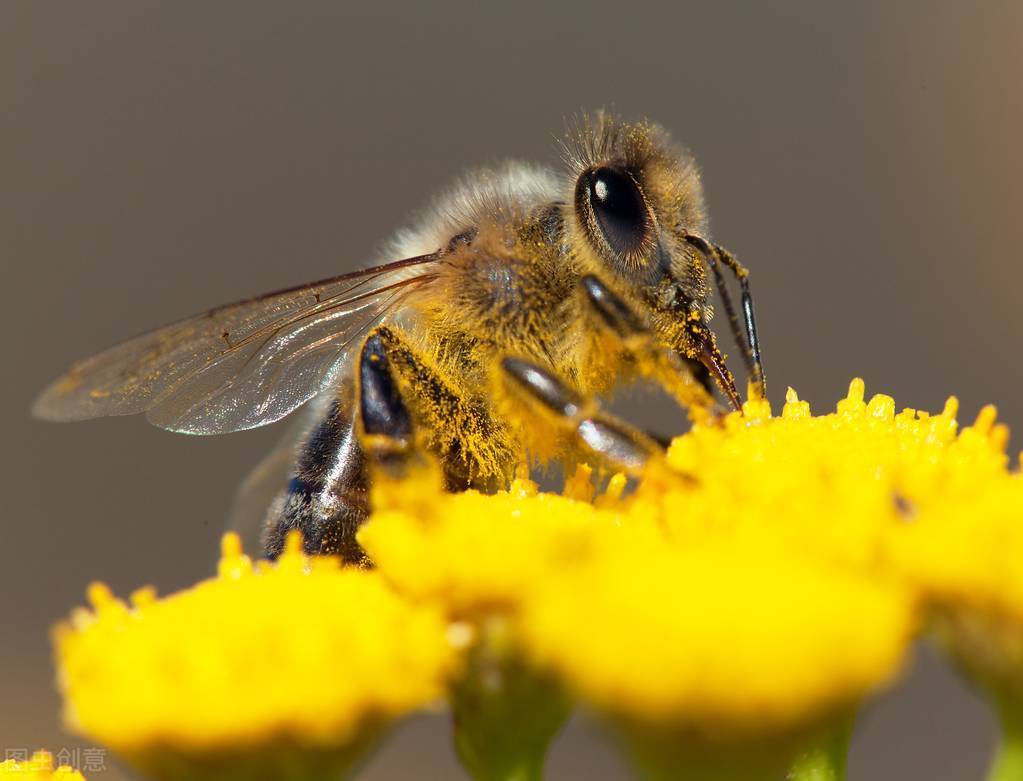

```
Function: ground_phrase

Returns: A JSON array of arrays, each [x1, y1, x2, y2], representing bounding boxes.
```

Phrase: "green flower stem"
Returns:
[[618, 723, 798, 781], [625, 742, 788, 781], [451, 626, 570, 781], [620, 714, 855, 781], [988, 703, 1023, 781], [787, 718, 854, 781], [122, 735, 382, 781]]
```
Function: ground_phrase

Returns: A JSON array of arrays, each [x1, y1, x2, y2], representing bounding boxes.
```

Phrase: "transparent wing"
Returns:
[[33, 254, 441, 435]]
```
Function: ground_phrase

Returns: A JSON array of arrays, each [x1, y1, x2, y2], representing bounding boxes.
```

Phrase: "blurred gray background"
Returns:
[[3, 1, 1021, 778]]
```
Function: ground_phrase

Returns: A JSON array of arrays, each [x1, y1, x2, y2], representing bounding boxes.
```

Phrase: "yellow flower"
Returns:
[[872, 408, 1023, 780], [0, 752, 84, 781], [359, 470, 595, 779], [364, 380, 1009, 616], [888, 474, 1023, 693], [656, 380, 1008, 570], [515, 536, 912, 781], [46, 378, 1023, 781], [53, 532, 458, 781], [358, 379, 1013, 780], [517, 535, 913, 732], [359, 467, 618, 618]]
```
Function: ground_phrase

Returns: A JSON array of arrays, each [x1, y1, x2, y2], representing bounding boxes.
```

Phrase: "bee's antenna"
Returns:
[[684, 235, 766, 399]]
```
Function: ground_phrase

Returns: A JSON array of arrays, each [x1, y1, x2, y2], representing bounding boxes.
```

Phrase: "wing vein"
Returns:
[[34, 254, 446, 434]]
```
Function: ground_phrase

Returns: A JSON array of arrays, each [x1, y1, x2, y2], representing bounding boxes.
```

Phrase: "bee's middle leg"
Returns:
[[579, 274, 740, 413], [357, 326, 511, 490], [500, 357, 663, 476], [266, 326, 490, 564]]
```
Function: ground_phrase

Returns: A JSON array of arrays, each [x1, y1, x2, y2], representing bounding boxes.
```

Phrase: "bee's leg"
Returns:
[[357, 328, 417, 477], [266, 324, 513, 563], [683, 236, 766, 398], [681, 356, 714, 395], [265, 328, 431, 564], [263, 328, 475, 565], [501, 357, 662, 476], [363, 322, 669, 479], [579, 274, 741, 414], [357, 326, 513, 488]]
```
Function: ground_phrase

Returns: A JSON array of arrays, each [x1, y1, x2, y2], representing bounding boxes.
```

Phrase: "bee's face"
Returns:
[[567, 115, 711, 331]]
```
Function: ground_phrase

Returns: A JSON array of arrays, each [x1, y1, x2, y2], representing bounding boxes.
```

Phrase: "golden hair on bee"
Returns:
[[33, 111, 764, 564]]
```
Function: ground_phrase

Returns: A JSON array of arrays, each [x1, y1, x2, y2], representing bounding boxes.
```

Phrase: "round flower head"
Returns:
[[888, 473, 1023, 696], [359, 467, 620, 618], [654, 381, 1009, 571], [518, 533, 914, 730], [53, 532, 458, 781], [0, 752, 84, 781], [515, 524, 915, 781]]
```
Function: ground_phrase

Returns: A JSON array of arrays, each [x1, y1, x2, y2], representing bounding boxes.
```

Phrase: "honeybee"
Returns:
[[33, 113, 764, 564]]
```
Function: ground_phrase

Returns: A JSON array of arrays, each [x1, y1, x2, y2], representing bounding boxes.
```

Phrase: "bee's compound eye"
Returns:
[[585, 167, 650, 257]]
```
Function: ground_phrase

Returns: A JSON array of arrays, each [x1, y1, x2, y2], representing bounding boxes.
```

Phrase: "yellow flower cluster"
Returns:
[[0, 752, 84, 781], [358, 380, 1020, 774], [51, 379, 1023, 781], [54, 533, 457, 781]]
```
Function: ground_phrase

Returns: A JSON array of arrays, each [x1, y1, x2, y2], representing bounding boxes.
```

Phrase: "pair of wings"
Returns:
[[32, 253, 443, 435]]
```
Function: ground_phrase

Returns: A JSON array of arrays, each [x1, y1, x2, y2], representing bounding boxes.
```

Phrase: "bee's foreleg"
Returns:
[[578, 274, 737, 416], [683, 235, 766, 399], [500, 357, 662, 476]]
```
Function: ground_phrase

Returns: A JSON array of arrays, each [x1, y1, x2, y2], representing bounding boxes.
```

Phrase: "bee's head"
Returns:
[[566, 113, 710, 318], [564, 112, 762, 409]]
